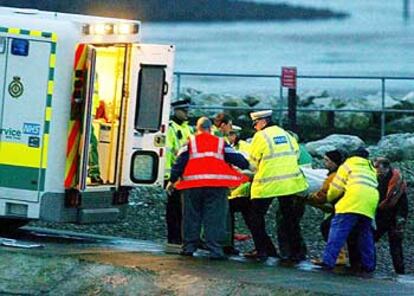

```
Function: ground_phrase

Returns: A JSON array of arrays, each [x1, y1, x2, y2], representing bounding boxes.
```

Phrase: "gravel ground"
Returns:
[[32, 161, 414, 275]]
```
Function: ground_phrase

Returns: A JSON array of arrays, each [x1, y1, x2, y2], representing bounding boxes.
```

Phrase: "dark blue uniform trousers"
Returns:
[[323, 213, 376, 272]]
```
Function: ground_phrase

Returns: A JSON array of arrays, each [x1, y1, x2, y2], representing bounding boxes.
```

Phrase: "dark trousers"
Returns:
[[276, 195, 307, 260], [229, 196, 251, 247], [165, 181, 182, 244], [375, 212, 405, 274], [323, 213, 376, 272], [182, 187, 228, 258], [249, 198, 278, 258], [321, 214, 361, 269]]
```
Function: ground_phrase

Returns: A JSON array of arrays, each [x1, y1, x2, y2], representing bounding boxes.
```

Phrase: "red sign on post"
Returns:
[[281, 67, 297, 89]]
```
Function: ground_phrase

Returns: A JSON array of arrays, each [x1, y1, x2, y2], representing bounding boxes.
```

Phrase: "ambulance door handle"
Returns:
[[163, 82, 169, 95]]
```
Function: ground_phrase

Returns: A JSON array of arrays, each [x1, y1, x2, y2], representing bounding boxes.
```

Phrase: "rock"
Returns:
[[400, 91, 414, 106], [298, 91, 405, 130], [242, 95, 260, 107], [387, 116, 414, 133], [305, 134, 365, 158], [298, 89, 330, 107], [177, 87, 202, 101], [376, 133, 414, 161]]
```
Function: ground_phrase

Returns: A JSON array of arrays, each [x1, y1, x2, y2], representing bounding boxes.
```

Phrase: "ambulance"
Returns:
[[0, 7, 175, 230]]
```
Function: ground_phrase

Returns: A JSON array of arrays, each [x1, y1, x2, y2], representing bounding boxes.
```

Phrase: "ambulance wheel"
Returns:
[[0, 219, 29, 233]]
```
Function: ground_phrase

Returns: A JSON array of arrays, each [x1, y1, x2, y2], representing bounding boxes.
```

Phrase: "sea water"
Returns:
[[142, 1, 414, 98]]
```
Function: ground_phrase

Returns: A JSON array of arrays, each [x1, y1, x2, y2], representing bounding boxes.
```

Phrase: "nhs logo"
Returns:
[[23, 123, 41, 135]]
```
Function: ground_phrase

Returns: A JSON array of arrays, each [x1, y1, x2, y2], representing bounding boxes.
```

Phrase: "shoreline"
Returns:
[[1, 0, 348, 22]]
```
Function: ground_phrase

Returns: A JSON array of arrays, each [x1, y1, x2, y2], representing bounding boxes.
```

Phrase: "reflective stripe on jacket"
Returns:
[[249, 125, 308, 199], [165, 120, 193, 180], [175, 133, 248, 190], [327, 156, 379, 219]]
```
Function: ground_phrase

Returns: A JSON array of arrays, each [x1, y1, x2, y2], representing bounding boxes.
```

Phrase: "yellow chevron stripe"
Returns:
[[64, 121, 81, 176], [65, 137, 80, 176], [51, 33, 58, 42]]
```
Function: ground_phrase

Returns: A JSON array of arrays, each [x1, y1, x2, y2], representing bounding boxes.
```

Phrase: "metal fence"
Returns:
[[173, 71, 414, 138]]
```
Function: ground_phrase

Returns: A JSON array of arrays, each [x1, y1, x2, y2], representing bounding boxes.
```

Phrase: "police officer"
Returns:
[[165, 99, 193, 245], [248, 110, 309, 262]]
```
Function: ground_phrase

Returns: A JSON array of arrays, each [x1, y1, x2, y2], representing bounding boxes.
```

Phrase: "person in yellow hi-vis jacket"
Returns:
[[320, 147, 379, 272], [226, 126, 253, 254], [248, 110, 308, 262], [165, 99, 193, 245]]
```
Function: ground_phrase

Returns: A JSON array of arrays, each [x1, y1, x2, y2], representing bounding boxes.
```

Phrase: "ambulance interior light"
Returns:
[[83, 23, 139, 35]]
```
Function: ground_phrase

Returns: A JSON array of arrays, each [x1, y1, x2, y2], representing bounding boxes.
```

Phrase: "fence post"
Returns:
[[175, 73, 181, 100], [288, 88, 297, 132], [327, 111, 335, 129], [381, 78, 386, 138], [279, 79, 283, 126]]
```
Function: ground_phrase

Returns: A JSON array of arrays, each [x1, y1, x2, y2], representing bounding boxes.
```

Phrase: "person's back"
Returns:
[[169, 117, 249, 259], [328, 156, 379, 219], [250, 124, 308, 198]]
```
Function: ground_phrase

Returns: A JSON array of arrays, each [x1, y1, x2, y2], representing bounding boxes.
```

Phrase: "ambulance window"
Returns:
[[134, 65, 166, 132], [11, 38, 29, 56], [130, 151, 159, 183]]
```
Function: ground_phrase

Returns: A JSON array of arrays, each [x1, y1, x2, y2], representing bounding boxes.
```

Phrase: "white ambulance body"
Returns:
[[0, 7, 174, 228]]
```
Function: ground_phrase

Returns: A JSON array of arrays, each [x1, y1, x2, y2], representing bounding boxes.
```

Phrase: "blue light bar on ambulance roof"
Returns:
[[82, 23, 139, 35], [11, 38, 29, 56]]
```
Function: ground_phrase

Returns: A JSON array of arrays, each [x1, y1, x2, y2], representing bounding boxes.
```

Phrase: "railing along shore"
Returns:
[[173, 71, 414, 138]]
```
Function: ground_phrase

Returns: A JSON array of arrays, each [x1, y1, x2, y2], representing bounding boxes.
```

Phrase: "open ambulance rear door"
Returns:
[[120, 44, 175, 187]]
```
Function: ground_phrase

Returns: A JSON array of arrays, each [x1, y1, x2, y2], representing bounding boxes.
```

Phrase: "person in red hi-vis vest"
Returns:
[[166, 117, 249, 260]]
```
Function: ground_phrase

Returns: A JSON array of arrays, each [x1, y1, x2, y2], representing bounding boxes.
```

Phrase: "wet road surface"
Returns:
[[0, 226, 413, 295]]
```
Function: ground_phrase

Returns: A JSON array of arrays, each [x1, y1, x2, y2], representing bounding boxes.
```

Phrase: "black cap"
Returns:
[[349, 147, 369, 159], [171, 99, 190, 110], [325, 149, 344, 166]]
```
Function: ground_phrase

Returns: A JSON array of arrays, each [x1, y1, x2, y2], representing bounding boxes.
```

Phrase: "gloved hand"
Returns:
[[165, 181, 175, 195]]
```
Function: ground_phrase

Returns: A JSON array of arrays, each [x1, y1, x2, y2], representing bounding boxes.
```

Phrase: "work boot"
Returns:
[[179, 250, 194, 257], [90, 176, 104, 185], [336, 247, 348, 266], [243, 249, 257, 258], [311, 259, 333, 271], [223, 246, 240, 255]]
